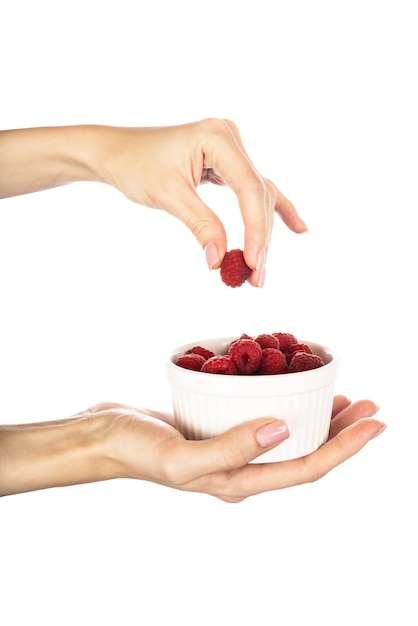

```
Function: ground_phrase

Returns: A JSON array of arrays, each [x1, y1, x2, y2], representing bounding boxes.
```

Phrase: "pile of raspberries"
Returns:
[[175, 332, 325, 375]]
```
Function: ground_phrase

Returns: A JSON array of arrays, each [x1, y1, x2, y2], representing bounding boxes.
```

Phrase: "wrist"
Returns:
[[0, 412, 118, 496], [41, 125, 111, 185]]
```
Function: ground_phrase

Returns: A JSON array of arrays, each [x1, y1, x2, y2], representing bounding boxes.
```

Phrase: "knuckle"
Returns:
[[198, 117, 242, 146], [85, 401, 118, 413], [222, 118, 239, 134], [157, 455, 190, 488], [184, 214, 212, 239], [198, 117, 229, 137], [221, 441, 252, 470]]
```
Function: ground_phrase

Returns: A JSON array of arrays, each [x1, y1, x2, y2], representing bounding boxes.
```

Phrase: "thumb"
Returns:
[[166, 186, 228, 269], [178, 417, 290, 481], [218, 418, 290, 468]]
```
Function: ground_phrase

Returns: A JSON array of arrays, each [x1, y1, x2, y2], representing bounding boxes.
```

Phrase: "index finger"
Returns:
[[199, 118, 270, 271]]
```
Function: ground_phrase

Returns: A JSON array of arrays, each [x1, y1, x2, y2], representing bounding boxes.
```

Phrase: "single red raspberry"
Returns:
[[176, 353, 206, 371], [272, 332, 298, 351], [258, 348, 288, 374], [288, 351, 324, 373], [201, 355, 237, 375], [186, 346, 215, 360], [228, 338, 262, 374], [255, 333, 280, 350], [220, 249, 252, 287], [285, 343, 312, 364]]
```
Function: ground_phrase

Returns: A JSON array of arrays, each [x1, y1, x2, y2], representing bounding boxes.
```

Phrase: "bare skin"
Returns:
[[0, 119, 307, 287], [0, 396, 384, 501], [0, 120, 385, 499]]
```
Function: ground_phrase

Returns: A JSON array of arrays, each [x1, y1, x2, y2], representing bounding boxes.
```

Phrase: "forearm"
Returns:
[[0, 125, 109, 198], [0, 413, 117, 496]]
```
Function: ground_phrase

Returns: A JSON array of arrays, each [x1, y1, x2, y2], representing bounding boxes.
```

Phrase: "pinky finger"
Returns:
[[271, 181, 308, 234]]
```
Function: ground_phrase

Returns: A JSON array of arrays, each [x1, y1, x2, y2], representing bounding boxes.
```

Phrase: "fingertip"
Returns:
[[331, 395, 352, 418], [243, 245, 266, 275], [343, 417, 387, 447], [247, 266, 265, 288], [204, 241, 220, 270], [282, 214, 309, 234], [257, 266, 266, 288], [255, 247, 266, 272], [274, 192, 308, 234], [370, 421, 387, 439], [296, 220, 309, 234]]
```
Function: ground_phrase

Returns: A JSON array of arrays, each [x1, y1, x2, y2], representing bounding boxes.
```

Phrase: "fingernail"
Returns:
[[371, 422, 387, 439], [204, 242, 219, 270], [257, 266, 266, 288], [255, 420, 290, 448], [256, 247, 266, 272]]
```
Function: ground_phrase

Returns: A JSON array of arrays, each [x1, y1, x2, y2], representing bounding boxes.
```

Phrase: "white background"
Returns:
[[1, 1, 417, 624]]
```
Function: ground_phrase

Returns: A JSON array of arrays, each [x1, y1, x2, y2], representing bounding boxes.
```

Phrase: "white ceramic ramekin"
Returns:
[[166, 337, 339, 462]]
